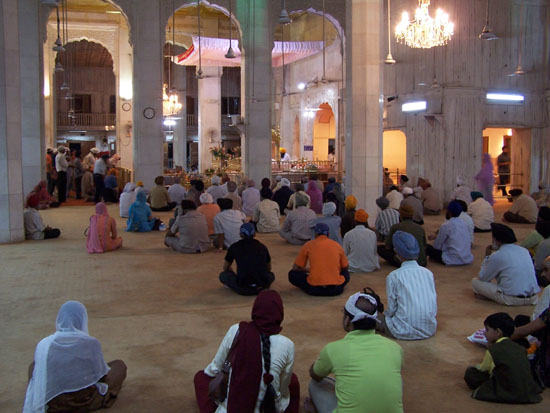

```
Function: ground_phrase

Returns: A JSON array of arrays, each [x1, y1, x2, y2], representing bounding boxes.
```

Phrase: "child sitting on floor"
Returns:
[[464, 312, 542, 404]]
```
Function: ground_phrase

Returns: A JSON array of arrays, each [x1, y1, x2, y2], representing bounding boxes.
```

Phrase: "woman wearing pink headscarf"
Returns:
[[86, 203, 123, 253], [475, 153, 495, 205]]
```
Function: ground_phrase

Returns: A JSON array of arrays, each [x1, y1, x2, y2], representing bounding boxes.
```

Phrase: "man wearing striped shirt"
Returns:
[[375, 196, 400, 242], [378, 231, 438, 340]]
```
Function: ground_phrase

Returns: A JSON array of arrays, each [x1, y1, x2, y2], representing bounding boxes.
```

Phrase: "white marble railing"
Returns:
[[57, 112, 116, 127]]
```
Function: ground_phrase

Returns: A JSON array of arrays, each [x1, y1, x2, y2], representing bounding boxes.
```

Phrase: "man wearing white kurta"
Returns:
[[379, 231, 437, 340], [343, 209, 380, 273]]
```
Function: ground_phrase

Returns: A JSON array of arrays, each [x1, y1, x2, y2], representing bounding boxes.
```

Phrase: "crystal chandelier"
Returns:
[[163, 84, 182, 117], [395, 0, 454, 49]]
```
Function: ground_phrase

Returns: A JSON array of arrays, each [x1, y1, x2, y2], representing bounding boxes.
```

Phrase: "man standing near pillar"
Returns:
[[55, 147, 68, 204], [497, 146, 511, 197], [93, 154, 109, 203]]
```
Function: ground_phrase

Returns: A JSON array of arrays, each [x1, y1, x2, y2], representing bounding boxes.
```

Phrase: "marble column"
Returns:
[[19, 0, 44, 195], [173, 63, 187, 169], [117, 23, 133, 171], [0, 0, 25, 243], [131, 0, 163, 187], [197, 66, 222, 172], [236, 0, 272, 183], [345, 0, 384, 224]]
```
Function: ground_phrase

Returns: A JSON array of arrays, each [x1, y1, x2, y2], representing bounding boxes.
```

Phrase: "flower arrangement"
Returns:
[[210, 146, 229, 161], [232, 146, 241, 158]]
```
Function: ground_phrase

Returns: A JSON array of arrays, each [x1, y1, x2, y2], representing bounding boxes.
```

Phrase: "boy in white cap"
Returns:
[[306, 289, 403, 413]]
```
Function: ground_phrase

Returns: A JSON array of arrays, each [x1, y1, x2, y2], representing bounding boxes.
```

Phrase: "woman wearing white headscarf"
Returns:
[[119, 182, 137, 218], [24, 301, 127, 413]]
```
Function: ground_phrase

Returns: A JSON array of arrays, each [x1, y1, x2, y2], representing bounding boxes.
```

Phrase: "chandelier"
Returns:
[[163, 84, 182, 117], [395, 0, 454, 49]]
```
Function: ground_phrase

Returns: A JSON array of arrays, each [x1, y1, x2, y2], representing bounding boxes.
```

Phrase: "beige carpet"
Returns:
[[1, 200, 549, 412]]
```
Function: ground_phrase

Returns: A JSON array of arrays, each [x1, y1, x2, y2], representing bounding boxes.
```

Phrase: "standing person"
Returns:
[[73, 151, 85, 199], [86, 203, 123, 253], [377, 231, 437, 340], [242, 179, 261, 217], [83, 147, 99, 170], [194, 290, 299, 413], [46, 148, 57, 196], [343, 209, 380, 273], [306, 291, 403, 413], [24, 195, 61, 240], [279, 193, 316, 245], [468, 191, 494, 232], [280, 147, 291, 162], [93, 154, 109, 203], [374, 196, 400, 242], [81, 169, 95, 202], [55, 146, 68, 204], [289, 223, 350, 296], [273, 178, 294, 215], [426, 201, 474, 266], [475, 153, 495, 205], [218, 223, 275, 295], [252, 187, 280, 233], [464, 312, 542, 404], [497, 146, 511, 197], [164, 200, 211, 254], [23, 301, 127, 413], [213, 198, 247, 250], [340, 195, 357, 238], [472, 223, 540, 306]]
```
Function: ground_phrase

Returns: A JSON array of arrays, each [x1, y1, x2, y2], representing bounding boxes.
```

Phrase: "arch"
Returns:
[[383, 130, 407, 180]]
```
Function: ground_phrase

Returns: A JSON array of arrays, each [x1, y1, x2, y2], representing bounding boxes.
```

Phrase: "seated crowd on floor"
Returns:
[[22, 162, 550, 411]]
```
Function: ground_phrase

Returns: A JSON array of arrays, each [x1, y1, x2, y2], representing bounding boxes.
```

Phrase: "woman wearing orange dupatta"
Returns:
[[87, 203, 123, 253]]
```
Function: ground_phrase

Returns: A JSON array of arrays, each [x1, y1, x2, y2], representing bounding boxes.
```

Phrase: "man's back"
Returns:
[[313, 330, 403, 412], [296, 235, 347, 286], [172, 210, 210, 252], [400, 196, 423, 223], [226, 238, 271, 286], [213, 209, 246, 248], [343, 226, 380, 273]]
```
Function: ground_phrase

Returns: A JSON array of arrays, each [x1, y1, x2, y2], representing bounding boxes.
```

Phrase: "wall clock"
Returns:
[[122, 102, 131, 112], [143, 107, 155, 119]]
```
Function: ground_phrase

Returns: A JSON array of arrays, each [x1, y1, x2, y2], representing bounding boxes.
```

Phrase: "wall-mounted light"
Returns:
[[401, 101, 427, 113], [486, 93, 524, 103], [164, 119, 176, 126], [297, 82, 306, 91]]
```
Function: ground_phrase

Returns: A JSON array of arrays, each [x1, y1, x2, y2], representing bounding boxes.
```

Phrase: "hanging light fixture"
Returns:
[[385, 0, 396, 64], [479, 0, 499, 40], [196, 0, 204, 78], [395, 0, 454, 49], [52, 6, 65, 52], [54, 61, 64, 72], [163, 0, 182, 117], [511, 0, 525, 76], [278, 0, 291, 25], [225, 0, 236, 58]]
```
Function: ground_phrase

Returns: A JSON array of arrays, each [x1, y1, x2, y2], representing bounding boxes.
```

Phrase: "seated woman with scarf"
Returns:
[[23, 301, 127, 413], [86, 202, 123, 253], [126, 191, 161, 232], [194, 290, 300, 413], [26, 180, 59, 209]]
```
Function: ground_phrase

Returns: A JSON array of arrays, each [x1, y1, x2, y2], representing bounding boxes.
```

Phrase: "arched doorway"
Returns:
[[313, 103, 335, 161], [383, 130, 407, 184]]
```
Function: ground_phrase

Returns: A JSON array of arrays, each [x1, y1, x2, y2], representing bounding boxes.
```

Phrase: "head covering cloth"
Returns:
[[345, 195, 357, 211], [294, 192, 308, 208], [399, 204, 414, 219], [393, 230, 420, 259], [491, 223, 517, 244], [227, 291, 284, 412], [322, 202, 337, 216], [402, 187, 413, 195], [86, 202, 110, 253], [199, 193, 214, 204], [23, 301, 109, 413], [354, 209, 368, 223], [344, 293, 380, 323], [376, 196, 389, 209], [240, 222, 255, 238], [123, 182, 136, 193], [447, 200, 463, 217], [315, 222, 330, 236], [281, 178, 291, 187], [470, 191, 484, 201]]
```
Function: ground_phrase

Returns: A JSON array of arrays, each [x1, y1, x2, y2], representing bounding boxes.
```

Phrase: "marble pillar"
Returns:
[[0, 0, 25, 243], [131, 0, 163, 187], [117, 23, 133, 171], [19, 0, 44, 195], [173, 63, 187, 169], [345, 0, 384, 224], [236, 0, 272, 183], [197, 66, 222, 172]]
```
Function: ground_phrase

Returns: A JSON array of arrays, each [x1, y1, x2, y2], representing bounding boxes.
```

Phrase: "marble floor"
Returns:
[[1, 200, 549, 412]]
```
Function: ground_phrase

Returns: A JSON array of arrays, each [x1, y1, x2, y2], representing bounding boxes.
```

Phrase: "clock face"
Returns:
[[122, 102, 131, 112], [143, 107, 155, 119]]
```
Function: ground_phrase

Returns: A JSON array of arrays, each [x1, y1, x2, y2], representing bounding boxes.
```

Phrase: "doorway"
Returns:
[[383, 130, 407, 183], [482, 127, 531, 197], [313, 103, 335, 161]]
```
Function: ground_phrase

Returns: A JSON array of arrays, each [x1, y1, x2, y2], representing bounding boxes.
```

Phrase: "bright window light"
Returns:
[[163, 119, 176, 126], [297, 82, 306, 91], [486, 93, 524, 102], [402, 101, 427, 113]]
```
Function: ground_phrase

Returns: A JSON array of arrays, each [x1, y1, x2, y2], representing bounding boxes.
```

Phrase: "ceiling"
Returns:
[[55, 40, 113, 68]]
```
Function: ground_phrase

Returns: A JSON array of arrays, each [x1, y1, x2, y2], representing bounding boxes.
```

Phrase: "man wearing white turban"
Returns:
[[450, 175, 473, 204], [308, 202, 343, 244]]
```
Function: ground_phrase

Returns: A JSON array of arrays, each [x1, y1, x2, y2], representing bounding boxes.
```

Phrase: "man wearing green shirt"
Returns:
[[305, 291, 404, 413]]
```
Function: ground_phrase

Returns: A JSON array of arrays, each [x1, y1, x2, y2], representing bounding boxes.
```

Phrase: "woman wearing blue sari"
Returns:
[[126, 191, 160, 232]]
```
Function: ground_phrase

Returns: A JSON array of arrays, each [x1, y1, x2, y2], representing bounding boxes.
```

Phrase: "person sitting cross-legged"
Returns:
[[340, 195, 357, 238], [252, 187, 281, 233], [218, 223, 275, 295], [472, 223, 540, 306], [503, 189, 538, 224], [468, 191, 494, 233], [305, 290, 403, 413], [288, 223, 350, 296], [426, 201, 474, 266], [376, 231, 437, 340], [213, 198, 247, 250], [400, 187, 424, 225], [374, 196, 400, 242], [279, 193, 317, 245], [149, 176, 177, 212], [343, 209, 380, 273], [164, 200, 211, 253], [24, 194, 61, 240], [309, 202, 342, 245], [464, 312, 542, 404]]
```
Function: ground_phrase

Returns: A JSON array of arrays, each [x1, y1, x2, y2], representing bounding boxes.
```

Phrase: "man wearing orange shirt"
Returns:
[[288, 222, 350, 296]]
